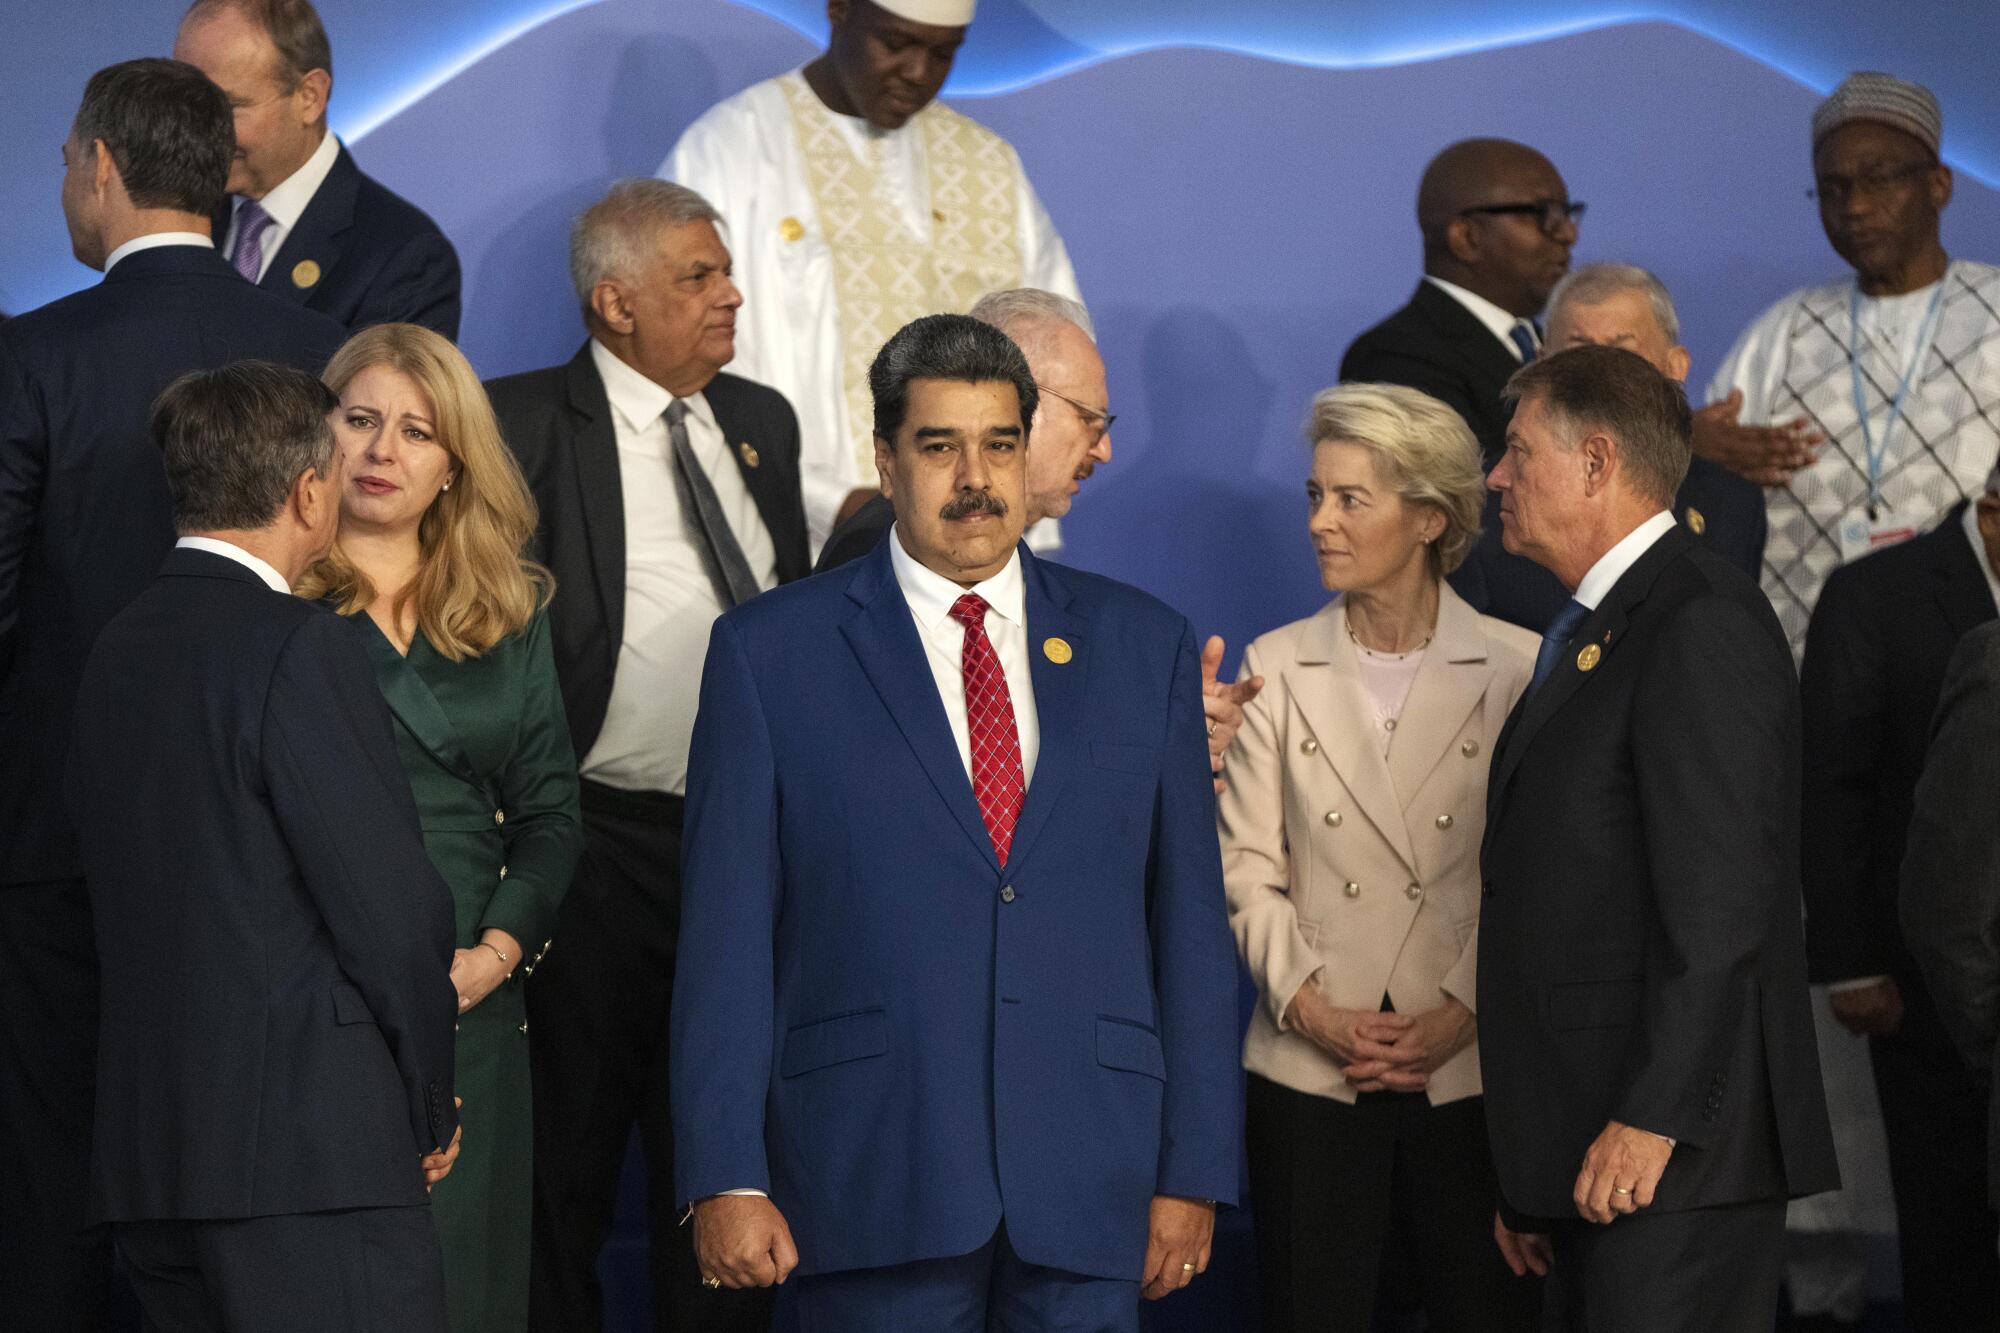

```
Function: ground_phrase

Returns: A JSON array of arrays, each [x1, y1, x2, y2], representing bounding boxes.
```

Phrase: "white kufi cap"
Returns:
[[872, 0, 976, 26]]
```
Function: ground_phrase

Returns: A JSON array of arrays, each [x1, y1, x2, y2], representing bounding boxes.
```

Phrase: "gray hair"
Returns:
[[1546, 262, 1680, 344], [1305, 382, 1487, 576], [152, 361, 338, 532], [569, 178, 722, 309], [969, 287, 1095, 343]]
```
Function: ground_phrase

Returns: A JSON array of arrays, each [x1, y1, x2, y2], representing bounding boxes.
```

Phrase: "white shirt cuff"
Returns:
[[1828, 975, 1891, 995]]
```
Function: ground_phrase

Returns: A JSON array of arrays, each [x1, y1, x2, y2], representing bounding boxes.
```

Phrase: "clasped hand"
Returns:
[[694, 1194, 799, 1289], [448, 928, 522, 1013], [1285, 978, 1472, 1093]]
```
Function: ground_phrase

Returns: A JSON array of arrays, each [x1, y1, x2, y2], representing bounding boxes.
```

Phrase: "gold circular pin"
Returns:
[[290, 258, 321, 289], [1685, 506, 1707, 535], [1042, 637, 1072, 665], [779, 217, 805, 243], [737, 441, 760, 469], [1576, 643, 1602, 672]]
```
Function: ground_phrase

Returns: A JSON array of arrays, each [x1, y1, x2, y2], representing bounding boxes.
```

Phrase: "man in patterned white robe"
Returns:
[[661, 0, 1080, 555]]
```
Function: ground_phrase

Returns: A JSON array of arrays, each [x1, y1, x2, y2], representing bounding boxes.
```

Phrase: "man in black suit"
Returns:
[[1901, 620, 2000, 1239], [0, 58, 343, 1327], [175, 0, 461, 337], [1478, 346, 1838, 1330], [1802, 467, 2000, 1326], [66, 362, 461, 1330], [487, 179, 808, 1332]]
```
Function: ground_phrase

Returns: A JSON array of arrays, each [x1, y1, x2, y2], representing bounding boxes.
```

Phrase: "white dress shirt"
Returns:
[[103, 232, 212, 273], [887, 531, 1041, 788], [578, 340, 779, 797], [222, 129, 342, 282], [1572, 510, 1677, 609], [174, 536, 290, 593], [1425, 275, 1538, 362]]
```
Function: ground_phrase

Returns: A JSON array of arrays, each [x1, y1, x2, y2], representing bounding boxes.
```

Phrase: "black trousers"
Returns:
[[1544, 1198, 1785, 1333], [116, 1206, 446, 1332], [1245, 1073, 1540, 1333], [0, 879, 124, 1331], [1869, 979, 2000, 1332], [526, 781, 771, 1331]]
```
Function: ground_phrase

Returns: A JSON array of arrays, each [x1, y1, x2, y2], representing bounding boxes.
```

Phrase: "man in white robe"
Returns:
[[662, 0, 1081, 555]]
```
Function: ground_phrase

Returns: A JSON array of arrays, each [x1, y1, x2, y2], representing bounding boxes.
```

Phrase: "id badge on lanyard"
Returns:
[[1845, 270, 1949, 562]]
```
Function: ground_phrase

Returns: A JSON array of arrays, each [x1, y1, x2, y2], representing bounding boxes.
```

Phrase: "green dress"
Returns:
[[350, 608, 582, 1333]]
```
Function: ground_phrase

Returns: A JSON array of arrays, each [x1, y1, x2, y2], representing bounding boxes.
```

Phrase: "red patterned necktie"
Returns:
[[949, 593, 1025, 866]]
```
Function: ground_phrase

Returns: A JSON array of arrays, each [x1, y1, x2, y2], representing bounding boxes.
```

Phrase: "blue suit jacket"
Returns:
[[671, 539, 1241, 1281], [218, 141, 461, 339]]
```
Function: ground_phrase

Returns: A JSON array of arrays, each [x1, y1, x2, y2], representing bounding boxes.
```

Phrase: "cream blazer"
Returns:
[[1218, 585, 1538, 1106]]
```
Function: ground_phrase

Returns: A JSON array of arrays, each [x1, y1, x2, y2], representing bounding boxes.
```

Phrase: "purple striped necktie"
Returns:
[[230, 200, 274, 281]]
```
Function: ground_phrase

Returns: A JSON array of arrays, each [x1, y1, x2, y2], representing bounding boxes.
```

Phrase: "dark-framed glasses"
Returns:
[[1459, 199, 1586, 235], [1035, 382, 1115, 440], [1807, 160, 1936, 205]]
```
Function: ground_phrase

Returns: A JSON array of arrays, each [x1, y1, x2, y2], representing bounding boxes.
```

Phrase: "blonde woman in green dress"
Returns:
[[302, 323, 583, 1332]]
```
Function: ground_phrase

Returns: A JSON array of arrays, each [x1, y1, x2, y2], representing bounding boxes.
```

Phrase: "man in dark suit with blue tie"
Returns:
[[1477, 346, 1838, 1330], [67, 362, 462, 1331], [0, 57, 343, 1327], [671, 315, 1240, 1329], [175, 0, 461, 338]]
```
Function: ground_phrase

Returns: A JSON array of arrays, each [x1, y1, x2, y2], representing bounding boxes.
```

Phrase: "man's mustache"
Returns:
[[940, 491, 1007, 521]]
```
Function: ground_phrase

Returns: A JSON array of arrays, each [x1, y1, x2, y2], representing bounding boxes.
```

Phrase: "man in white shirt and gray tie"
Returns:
[[485, 178, 810, 1332]]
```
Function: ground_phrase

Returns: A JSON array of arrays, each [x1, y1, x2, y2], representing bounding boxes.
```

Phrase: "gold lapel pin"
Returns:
[[290, 258, 321, 289], [1685, 506, 1708, 535], [1042, 637, 1073, 665], [737, 441, 761, 469], [932, 208, 946, 223], [1576, 643, 1602, 672], [779, 217, 805, 243]]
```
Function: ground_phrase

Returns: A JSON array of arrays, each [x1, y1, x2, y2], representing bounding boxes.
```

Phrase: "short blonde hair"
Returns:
[[300, 324, 552, 660], [1304, 383, 1486, 575]]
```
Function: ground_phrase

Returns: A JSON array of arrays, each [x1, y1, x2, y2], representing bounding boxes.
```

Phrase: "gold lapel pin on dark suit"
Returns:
[[1577, 643, 1602, 672], [291, 259, 321, 289], [737, 441, 760, 469], [1043, 637, 1072, 665]]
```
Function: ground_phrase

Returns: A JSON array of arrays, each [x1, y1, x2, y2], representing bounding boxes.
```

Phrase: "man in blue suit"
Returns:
[[671, 315, 1241, 1329], [0, 57, 343, 1328], [175, 0, 461, 338]]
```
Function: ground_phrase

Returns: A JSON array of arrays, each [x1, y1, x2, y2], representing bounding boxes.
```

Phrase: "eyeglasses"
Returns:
[[1808, 160, 1936, 205], [1035, 382, 1115, 441], [1459, 199, 1586, 235]]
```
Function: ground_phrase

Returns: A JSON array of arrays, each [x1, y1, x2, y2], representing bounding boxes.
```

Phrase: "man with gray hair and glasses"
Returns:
[[486, 177, 808, 1332]]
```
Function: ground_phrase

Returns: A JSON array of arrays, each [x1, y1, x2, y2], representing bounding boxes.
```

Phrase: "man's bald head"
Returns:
[[1416, 137, 1578, 317]]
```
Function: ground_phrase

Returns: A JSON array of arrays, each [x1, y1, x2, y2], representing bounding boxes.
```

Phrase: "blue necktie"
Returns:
[[1509, 320, 1539, 364], [1529, 599, 1590, 695]]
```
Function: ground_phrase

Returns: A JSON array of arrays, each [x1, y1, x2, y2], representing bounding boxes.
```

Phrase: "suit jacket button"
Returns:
[[1405, 883, 1423, 900], [1461, 739, 1479, 757], [499, 864, 508, 880], [1435, 814, 1453, 830], [1301, 739, 1319, 755], [494, 809, 505, 825], [1000, 885, 1016, 903], [1324, 811, 1342, 827], [1344, 881, 1360, 898]]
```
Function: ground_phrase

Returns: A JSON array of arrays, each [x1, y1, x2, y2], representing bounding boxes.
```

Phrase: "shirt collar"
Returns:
[[1963, 501, 2000, 613], [888, 525, 1026, 634], [1425, 275, 1535, 357], [1572, 510, 1677, 611], [103, 232, 213, 273], [590, 338, 715, 436], [245, 129, 342, 232], [174, 536, 292, 593]]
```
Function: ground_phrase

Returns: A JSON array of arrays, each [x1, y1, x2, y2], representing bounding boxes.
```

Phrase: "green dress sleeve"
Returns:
[[480, 609, 583, 961]]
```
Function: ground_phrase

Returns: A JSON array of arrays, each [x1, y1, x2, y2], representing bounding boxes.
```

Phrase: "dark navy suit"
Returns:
[[219, 140, 460, 339], [671, 540, 1240, 1323], [66, 548, 459, 1330], [0, 243, 342, 1327]]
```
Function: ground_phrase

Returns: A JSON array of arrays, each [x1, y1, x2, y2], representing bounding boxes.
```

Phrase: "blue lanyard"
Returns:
[[1849, 266, 1951, 517]]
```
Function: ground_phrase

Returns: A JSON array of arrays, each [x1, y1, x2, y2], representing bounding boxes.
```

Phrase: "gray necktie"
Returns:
[[667, 400, 762, 608]]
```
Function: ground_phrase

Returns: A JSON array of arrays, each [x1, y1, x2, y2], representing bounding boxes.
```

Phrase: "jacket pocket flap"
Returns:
[[331, 982, 376, 1026], [1095, 1016, 1166, 1079], [1549, 977, 1642, 1031], [1091, 742, 1160, 775], [780, 1007, 888, 1077]]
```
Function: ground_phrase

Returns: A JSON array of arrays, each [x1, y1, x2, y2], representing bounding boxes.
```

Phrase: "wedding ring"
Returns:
[[702, 1275, 722, 1290], [1611, 1186, 1633, 1196], [1181, 1262, 1195, 1271], [1206, 721, 1217, 736]]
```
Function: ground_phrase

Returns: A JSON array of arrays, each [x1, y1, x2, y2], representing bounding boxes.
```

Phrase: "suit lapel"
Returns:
[[1412, 282, 1521, 403], [840, 542, 1002, 875], [562, 345, 628, 652], [1286, 602, 1417, 875], [708, 376, 808, 583], [1385, 588, 1490, 813], [1001, 551, 1086, 872], [1932, 503, 1997, 640], [259, 143, 359, 303]]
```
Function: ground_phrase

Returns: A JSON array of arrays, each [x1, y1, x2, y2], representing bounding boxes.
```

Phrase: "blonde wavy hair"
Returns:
[[1304, 382, 1487, 576], [300, 324, 551, 660]]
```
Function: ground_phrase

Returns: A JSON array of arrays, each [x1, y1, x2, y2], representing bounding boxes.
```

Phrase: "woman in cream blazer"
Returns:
[[1219, 384, 1541, 1333]]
